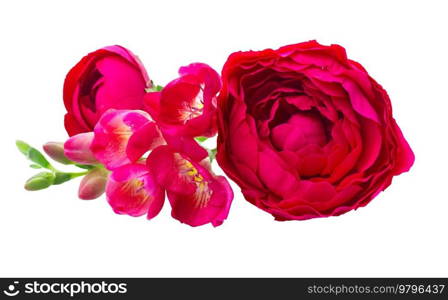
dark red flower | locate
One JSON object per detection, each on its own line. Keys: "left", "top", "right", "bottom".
{"left": 217, "top": 41, "right": 414, "bottom": 220}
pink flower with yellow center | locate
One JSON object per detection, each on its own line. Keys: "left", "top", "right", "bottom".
{"left": 147, "top": 145, "right": 233, "bottom": 227}
{"left": 144, "top": 63, "right": 221, "bottom": 138}
{"left": 143, "top": 63, "right": 220, "bottom": 162}
{"left": 106, "top": 163, "right": 164, "bottom": 218}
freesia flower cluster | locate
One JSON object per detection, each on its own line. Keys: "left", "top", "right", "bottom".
{"left": 18, "top": 41, "right": 414, "bottom": 226}
{"left": 19, "top": 46, "right": 233, "bottom": 227}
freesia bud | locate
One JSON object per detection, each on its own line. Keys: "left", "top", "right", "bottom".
{"left": 78, "top": 168, "right": 108, "bottom": 200}
{"left": 64, "top": 132, "right": 98, "bottom": 165}
{"left": 43, "top": 142, "right": 72, "bottom": 164}
{"left": 24, "top": 172, "right": 55, "bottom": 191}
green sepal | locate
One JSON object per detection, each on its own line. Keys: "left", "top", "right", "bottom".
{"left": 195, "top": 136, "right": 208, "bottom": 143}
{"left": 208, "top": 148, "right": 217, "bottom": 162}
{"left": 16, "top": 140, "right": 53, "bottom": 170}
{"left": 16, "top": 140, "right": 31, "bottom": 156}
{"left": 145, "top": 83, "right": 164, "bottom": 93}
{"left": 153, "top": 85, "right": 163, "bottom": 92}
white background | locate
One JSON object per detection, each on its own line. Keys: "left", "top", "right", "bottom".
{"left": 0, "top": 0, "right": 447, "bottom": 277}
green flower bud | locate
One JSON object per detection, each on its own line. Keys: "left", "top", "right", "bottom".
{"left": 24, "top": 172, "right": 55, "bottom": 191}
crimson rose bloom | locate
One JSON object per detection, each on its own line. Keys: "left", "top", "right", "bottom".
{"left": 217, "top": 41, "right": 414, "bottom": 220}
{"left": 63, "top": 45, "right": 149, "bottom": 136}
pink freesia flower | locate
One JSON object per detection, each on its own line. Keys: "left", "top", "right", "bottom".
{"left": 106, "top": 163, "right": 164, "bottom": 218}
{"left": 64, "top": 45, "right": 150, "bottom": 136}
{"left": 147, "top": 145, "right": 233, "bottom": 227}
{"left": 91, "top": 109, "right": 164, "bottom": 170}
{"left": 144, "top": 63, "right": 220, "bottom": 137}
{"left": 144, "top": 63, "right": 220, "bottom": 160}
{"left": 63, "top": 132, "right": 98, "bottom": 164}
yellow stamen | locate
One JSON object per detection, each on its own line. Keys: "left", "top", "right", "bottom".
{"left": 178, "top": 85, "right": 205, "bottom": 122}
{"left": 121, "top": 178, "right": 150, "bottom": 205}
{"left": 175, "top": 154, "right": 213, "bottom": 208}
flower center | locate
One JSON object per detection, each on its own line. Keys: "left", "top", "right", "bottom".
{"left": 122, "top": 178, "right": 150, "bottom": 204}
{"left": 176, "top": 156, "right": 213, "bottom": 208}
{"left": 271, "top": 111, "right": 328, "bottom": 151}
{"left": 79, "top": 67, "right": 103, "bottom": 113}
{"left": 179, "top": 84, "right": 205, "bottom": 122}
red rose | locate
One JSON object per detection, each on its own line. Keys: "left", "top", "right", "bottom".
{"left": 63, "top": 45, "right": 149, "bottom": 136}
{"left": 217, "top": 41, "right": 414, "bottom": 220}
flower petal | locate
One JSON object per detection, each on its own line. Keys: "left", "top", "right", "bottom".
{"left": 126, "top": 121, "right": 164, "bottom": 162}
{"left": 63, "top": 46, "right": 149, "bottom": 136}
{"left": 106, "top": 163, "right": 164, "bottom": 218}
{"left": 91, "top": 109, "right": 161, "bottom": 169}
{"left": 147, "top": 145, "right": 233, "bottom": 227}
{"left": 156, "top": 63, "right": 221, "bottom": 137}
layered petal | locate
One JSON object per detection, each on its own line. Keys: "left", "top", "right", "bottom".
{"left": 217, "top": 40, "right": 414, "bottom": 220}
{"left": 64, "top": 45, "right": 149, "bottom": 136}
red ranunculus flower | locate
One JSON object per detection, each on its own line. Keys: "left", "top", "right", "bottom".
{"left": 217, "top": 41, "right": 414, "bottom": 220}
{"left": 63, "top": 45, "right": 150, "bottom": 136}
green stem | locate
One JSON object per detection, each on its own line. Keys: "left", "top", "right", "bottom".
{"left": 52, "top": 170, "right": 89, "bottom": 185}
{"left": 69, "top": 171, "right": 89, "bottom": 177}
